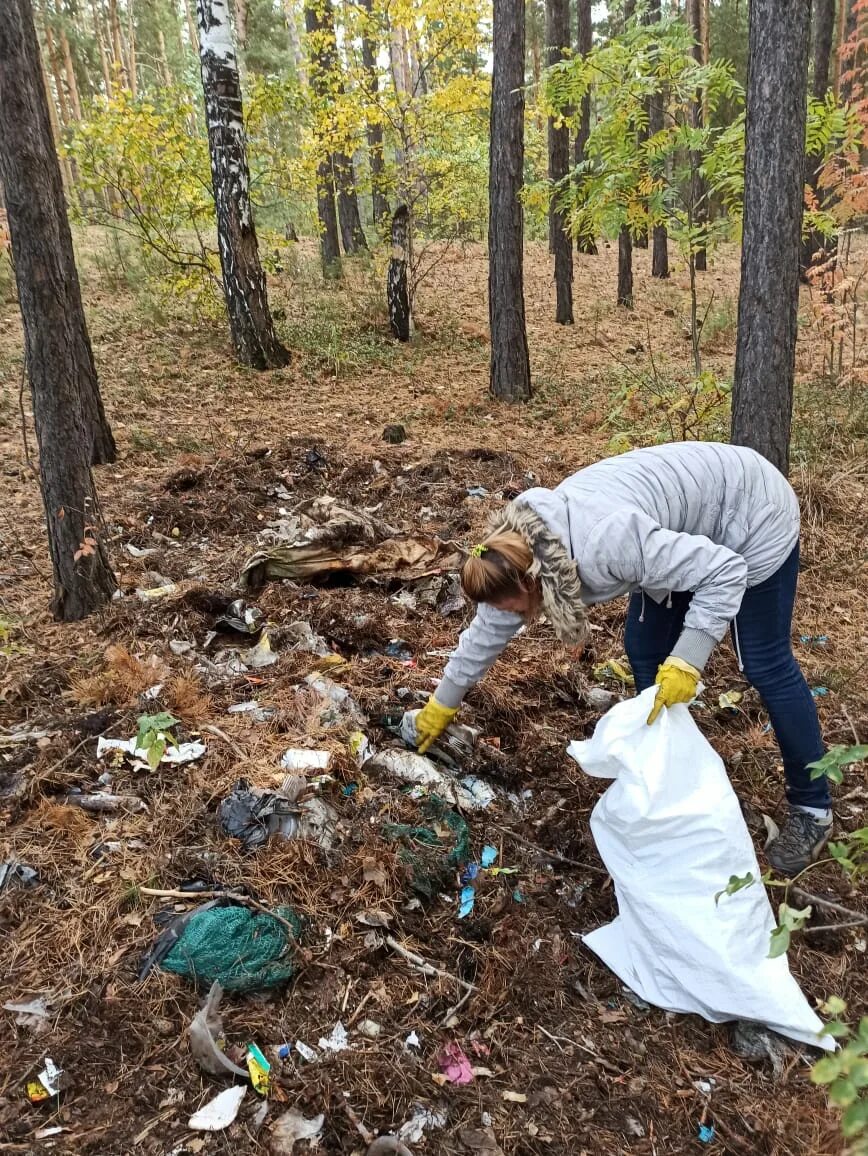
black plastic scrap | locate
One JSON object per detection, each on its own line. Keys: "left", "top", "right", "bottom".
{"left": 217, "top": 779, "right": 300, "bottom": 852}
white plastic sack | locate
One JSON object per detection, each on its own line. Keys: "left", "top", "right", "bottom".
{"left": 567, "top": 688, "right": 832, "bottom": 1050}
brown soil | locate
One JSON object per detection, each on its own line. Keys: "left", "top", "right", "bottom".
{"left": 0, "top": 237, "right": 866, "bottom": 1155}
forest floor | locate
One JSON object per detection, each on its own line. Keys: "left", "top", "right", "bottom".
{"left": 0, "top": 234, "right": 866, "bottom": 1156}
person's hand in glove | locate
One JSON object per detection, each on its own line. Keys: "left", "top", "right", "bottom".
{"left": 415, "top": 695, "right": 458, "bottom": 754}
{"left": 646, "top": 656, "right": 700, "bottom": 724}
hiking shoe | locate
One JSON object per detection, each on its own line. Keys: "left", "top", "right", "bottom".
{"left": 766, "top": 807, "right": 833, "bottom": 876}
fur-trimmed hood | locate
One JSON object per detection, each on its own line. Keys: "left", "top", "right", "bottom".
{"left": 492, "top": 492, "right": 589, "bottom": 648}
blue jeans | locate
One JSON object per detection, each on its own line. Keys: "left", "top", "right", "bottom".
{"left": 624, "top": 546, "right": 830, "bottom": 808}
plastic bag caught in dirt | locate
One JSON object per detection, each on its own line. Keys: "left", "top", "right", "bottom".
{"left": 383, "top": 797, "right": 470, "bottom": 898}
{"left": 188, "top": 981, "right": 248, "bottom": 1079}
{"left": 567, "top": 689, "right": 833, "bottom": 1050}
{"left": 218, "top": 778, "right": 338, "bottom": 851}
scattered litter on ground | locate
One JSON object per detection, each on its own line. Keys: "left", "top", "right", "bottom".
{"left": 383, "top": 799, "right": 470, "bottom": 897}
{"left": 811, "top": 686, "right": 829, "bottom": 698}
{"left": 585, "top": 687, "right": 619, "bottom": 711}
{"left": 457, "top": 776, "right": 496, "bottom": 811}
{"left": 799, "top": 634, "right": 828, "bottom": 646}
{"left": 370, "top": 749, "right": 457, "bottom": 801}
{"left": 0, "top": 860, "right": 38, "bottom": 891}
{"left": 294, "top": 1041, "right": 318, "bottom": 1063}
{"left": 305, "top": 673, "right": 365, "bottom": 727}
{"left": 480, "top": 845, "right": 498, "bottom": 868}
{"left": 698, "top": 1124, "right": 715, "bottom": 1143}
{"left": 349, "top": 730, "right": 374, "bottom": 766}
{"left": 592, "top": 658, "right": 635, "bottom": 686}
{"left": 436, "top": 1042, "right": 474, "bottom": 1085}
{"left": 25, "top": 1057, "right": 63, "bottom": 1103}
{"left": 397, "top": 1105, "right": 447, "bottom": 1143}
{"left": 216, "top": 599, "right": 264, "bottom": 636}
{"left": 151, "top": 900, "right": 303, "bottom": 992}
{"left": 187, "top": 1085, "right": 247, "bottom": 1131}
{"left": 247, "top": 1043, "right": 271, "bottom": 1095}
{"left": 97, "top": 734, "right": 206, "bottom": 767}
{"left": 318, "top": 1021, "right": 349, "bottom": 1053}
{"left": 3, "top": 996, "right": 53, "bottom": 1034}
{"left": 502, "top": 1090, "right": 528, "bottom": 1103}
{"left": 466, "top": 485, "right": 490, "bottom": 498}
{"left": 280, "top": 748, "right": 332, "bottom": 771}
{"left": 458, "top": 885, "right": 476, "bottom": 919}
{"left": 718, "top": 690, "right": 743, "bottom": 711}
{"left": 240, "top": 631, "right": 278, "bottom": 669}
{"left": 384, "top": 639, "right": 414, "bottom": 662}
{"left": 281, "top": 620, "right": 332, "bottom": 656}
{"left": 729, "top": 1021, "right": 791, "bottom": 1076}
{"left": 63, "top": 791, "right": 146, "bottom": 814}
{"left": 405, "top": 1032, "right": 421, "bottom": 1051}
{"left": 227, "top": 699, "right": 275, "bottom": 722}
{"left": 358, "top": 1019, "right": 382, "bottom": 1039}
{"left": 270, "top": 1108, "right": 325, "bottom": 1154}
{"left": 187, "top": 981, "right": 248, "bottom": 1079}
{"left": 459, "top": 1125, "right": 505, "bottom": 1154}
{"left": 218, "top": 777, "right": 338, "bottom": 851}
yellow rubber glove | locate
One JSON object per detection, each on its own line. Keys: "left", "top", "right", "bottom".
{"left": 416, "top": 696, "right": 458, "bottom": 754}
{"left": 646, "top": 656, "right": 701, "bottom": 725}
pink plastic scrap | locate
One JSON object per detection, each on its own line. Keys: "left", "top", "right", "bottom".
{"left": 438, "top": 1041, "right": 474, "bottom": 1085}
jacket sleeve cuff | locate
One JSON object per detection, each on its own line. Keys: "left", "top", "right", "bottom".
{"left": 434, "top": 676, "right": 468, "bottom": 709}
{"left": 670, "top": 628, "right": 717, "bottom": 672}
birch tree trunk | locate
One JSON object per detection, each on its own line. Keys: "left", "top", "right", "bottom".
{"left": 546, "top": 0, "right": 573, "bottom": 323}
{"left": 732, "top": 0, "right": 810, "bottom": 475}
{"left": 0, "top": 0, "right": 117, "bottom": 620}
{"left": 489, "top": 0, "right": 532, "bottom": 401}
{"left": 196, "top": 0, "right": 289, "bottom": 368}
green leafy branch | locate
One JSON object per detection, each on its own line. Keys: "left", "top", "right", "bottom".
{"left": 135, "top": 711, "right": 180, "bottom": 771}
{"left": 812, "top": 999, "right": 868, "bottom": 1151}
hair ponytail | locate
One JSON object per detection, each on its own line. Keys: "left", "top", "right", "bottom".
{"left": 460, "top": 530, "right": 535, "bottom": 604}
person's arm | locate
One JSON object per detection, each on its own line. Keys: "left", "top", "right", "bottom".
{"left": 412, "top": 603, "right": 524, "bottom": 752}
{"left": 583, "top": 510, "right": 749, "bottom": 670}
{"left": 436, "top": 602, "right": 525, "bottom": 705}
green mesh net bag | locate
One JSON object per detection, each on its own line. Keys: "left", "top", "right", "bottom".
{"left": 161, "top": 903, "right": 303, "bottom": 992}
{"left": 382, "top": 796, "right": 470, "bottom": 898}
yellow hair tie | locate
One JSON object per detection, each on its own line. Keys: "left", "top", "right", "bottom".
{"left": 469, "top": 544, "right": 488, "bottom": 558}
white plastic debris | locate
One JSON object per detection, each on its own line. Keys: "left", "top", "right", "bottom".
{"left": 294, "top": 1041, "right": 319, "bottom": 1063}
{"left": 4, "top": 998, "right": 51, "bottom": 1034}
{"left": 240, "top": 632, "right": 278, "bottom": 669}
{"left": 357, "top": 1019, "right": 382, "bottom": 1039}
{"left": 398, "top": 1105, "right": 448, "bottom": 1143}
{"left": 318, "top": 1021, "right": 349, "bottom": 1053}
{"left": 36, "top": 1058, "right": 62, "bottom": 1097}
{"left": 187, "top": 1085, "right": 247, "bottom": 1131}
{"left": 97, "top": 736, "right": 206, "bottom": 766}
{"left": 368, "top": 749, "right": 456, "bottom": 803}
{"left": 280, "top": 749, "right": 332, "bottom": 772}
{"left": 404, "top": 1031, "right": 421, "bottom": 1051}
{"left": 270, "top": 1108, "right": 325, "bottom": 1154}
{"left": 567, "top": 688, "right": 834, "bottom": 1050}
{"left": 457, "top": 776, "right": 496, "bottom": 811}
{"left": 348, "top": 731, "right": 373, "bottom": 766}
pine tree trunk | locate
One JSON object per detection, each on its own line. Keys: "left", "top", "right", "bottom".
{"left": 732, "top": 0, "right": 810, "bottom": 475}
{"left": 546, "top": 0, "right": 573, "bottom": 323}
{"left": 832, "top": 0, "right": 848, "bottom": 94}
{"left": 800, "top": 0, "right": 836, "bottom": 279}
{"left": 108, "top": 0, "right": 128, "bottom": 87}
{"left": 37, "top": 18, "right": 71, "bottom": 194}
{"left": 305, "top": 0, "right": 342, "bottom": 277}
{"left": 360, "top": 0, "right": 389, "bottom": 231}
{"left": 56, "top": 4, "right": 82, "bottom": 119}
{"left": 574, "top": 0, "right": 596, "bottom": 255}
{"left": 334, "top": 149, "right": 368, "bottom": 253}
{"left": 43, "top": 20, "right": 70, "bottom": 124}
{"left": 686, "top": 0, "right": 708, "bottom": 270}
{"left": 158, "top": 28, "right": 173, "bottom": 86}
{"left": 91, "top": 0, "right": 113, "bottom": 95}
{"left": 489, "top": 0, "right": 532, "bottom": 401}
{"left": 0, "top": 0, "right": 117, "bottom": 620}
{"left": 648, "top": 0, "right": 668, "bottom": 276}
{"left": 617, "top": 226, "right": 633, "bottom": 307}
{"left": 197, "top": 0, "right": 289, "bottom": 368}
{"left": 126, "top": 0, "right": 138, "bottom": 98}
{"left": 185, "top": 0, "right": 199, "bottom": 52}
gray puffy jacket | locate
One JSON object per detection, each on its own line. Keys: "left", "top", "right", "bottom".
{"left": 437, "top": 442, "right": 800, "bottom": 707}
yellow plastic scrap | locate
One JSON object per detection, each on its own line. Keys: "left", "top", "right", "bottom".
{"left": 718, "top": 690, "right": 743, "bottom": 711}
{"left": 593, "top": 658, "right": 635, "bottom": 687}
{"left": 246, "top": 1044, "right": 271, "bottom": 1096}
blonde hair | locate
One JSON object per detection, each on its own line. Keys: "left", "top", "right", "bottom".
{"left": 460, "top": 530, "right": 536, "bottom": 604}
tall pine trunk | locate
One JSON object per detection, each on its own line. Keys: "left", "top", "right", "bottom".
{"left": 305, "top": 0, "right": 342, "bottom": 276}
{"left": 648, "top": 0, "right": 669, "bottom": 277}
{"left": 732, "top": 0, "right": 810, "bottom": 475}
{"left": 335, "top": 149, "right": 368, "bottom": 254}
{"left": 546, "top": 0, "right": 573, "bottom": 323}
{"left": 283, "top": 0, "right": 306, "bottom": 83}
{"left": 574, "top": 0, "right": 596, "bottom": 254}
{"left": 489, "top": 0, "right": 532, "bottom": 401}
{"left": 800, "top": 0, "right": 836, "bottom": 279}
{"left": 617, "top": 227, "right": 633, "bottom": 307}
{"left": 686, "top": 0, "right": 708, "bottom": 271}
{"left": 0, "top": 0, "right": 117, "bottom": 620}
{"left": 55, "top": 4, "right": 83, "bottom": 119}
{"left": 197, "top": 0, "right": 289, "bottom": 368}
{"left": 360, "top": 0, "right": 389, "bottom": 232}
{"left": 108, "top": 0, "right": 128, "bottom": 87}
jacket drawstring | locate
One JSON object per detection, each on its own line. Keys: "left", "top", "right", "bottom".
{"left": 732, "top": 617, "right": 745, "bottom": 672}
{"left": 639, "top": 591, "right": 645, "bottom": 623}
{"left": 666, "top": 592, "right": 673, "bottom": 609}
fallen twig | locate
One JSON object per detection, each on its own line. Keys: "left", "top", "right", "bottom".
{"left": 802, "top": 919, "right": 868, "bottom": 934}
{"left": 494, "top": 825, "right": 608, "bottom": 874}
{"left": 790, "top": 886, "right": 868, "bottom": 925}
{"left": 200, "top": 723, "right": 249, "bottom": 762}
{"left": 385, "top": 936, "right": 478, "bottom": 994}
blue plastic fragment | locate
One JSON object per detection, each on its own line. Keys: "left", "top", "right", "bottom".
{"left": 481, "top": 845, "right": 498, "bottom": 868}
{"left": 512, "top": 887, "right": 525, "bottom": 904}
{"left": 278, "top": 1044, "right": 291, "bottom": 1060}
{"left": 800, "top": 634, "right": 828, "bottom": 645}
{"left": 342, "top": 783, "right": 358, "bottom": 796}
{"left": 461, "top": 863, "right": 480, "bottom": 884}
{"left": 811, "top": 686, "right": 829, "bottom": 698}
{"left": 698, "top": 1124, "right": 715, "bottom": 1143}
{"left": 458, "top": 885, "right": 476, "bottom": 919}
